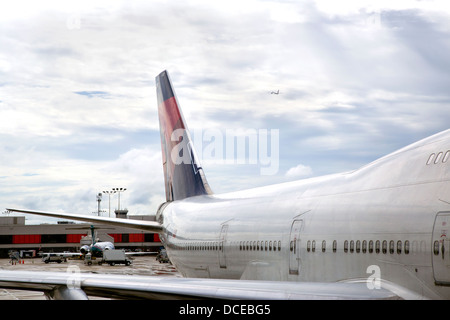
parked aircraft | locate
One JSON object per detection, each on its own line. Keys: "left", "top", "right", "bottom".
{"left": 2, "top": 70, "right": 450, "bottom": 299}
{"left": 70, "top": 225, "right": 115, "bottom": 256}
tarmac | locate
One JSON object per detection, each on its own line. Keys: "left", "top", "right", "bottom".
{"left": 0, "top": 255, "right": 181, "bottom": 300}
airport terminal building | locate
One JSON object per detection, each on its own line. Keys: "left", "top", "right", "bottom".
{"left": 0, "top": 215, "right": 162, "bottom": 258}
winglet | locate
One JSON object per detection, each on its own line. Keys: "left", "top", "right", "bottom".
{"left": 156, "top": 70, "right": 212, "bottom": 201}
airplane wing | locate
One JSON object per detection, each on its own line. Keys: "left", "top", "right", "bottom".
{"left": 5, "top": 208, "right": 163, "bottom": 233}
{"left": 0, "top": 270, "right": 404, "bottom": 300}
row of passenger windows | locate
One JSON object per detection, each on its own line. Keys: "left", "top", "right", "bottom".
{"left": 167, "top": 241, "right": 283, "bottom": 252}
{"left": 305, "top": 240, "right": 412, "bottom": 255}
{"left": 167, "top": 242, "right": 223, "bottom": 251}
{"left": 169, "top": 239, "right": 443, "bottom": 256}
{"left": 239, "top": 240, "right": 282, "bottom": 252}
{"left": 167, "top": 241, "right": 282, "bottom": 252}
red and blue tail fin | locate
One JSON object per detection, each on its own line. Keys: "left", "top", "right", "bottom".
{"left": 156, "top": 70, "right": 212, "bottom": 201}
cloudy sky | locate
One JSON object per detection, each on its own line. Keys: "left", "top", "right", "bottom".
{"left": 1, "top": 1, "right": 450, "bottom": 224}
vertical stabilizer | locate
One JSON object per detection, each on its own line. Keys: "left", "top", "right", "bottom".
{"left": 156, "top": 70, "right": 212, "bottom": 201}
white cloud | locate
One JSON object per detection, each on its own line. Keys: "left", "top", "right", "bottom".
{"left": 285, "top": 164, "right": 313, "bottom": 178}
{"left": 1, "top": 1, "right": 450, "bottom": 223}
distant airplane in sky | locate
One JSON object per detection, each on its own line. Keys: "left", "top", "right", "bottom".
{"left": 270, "top": 89, "right": 280, "bottom": 94}
{"left": 3, "top": 70, "right": 450, "bottom": 300}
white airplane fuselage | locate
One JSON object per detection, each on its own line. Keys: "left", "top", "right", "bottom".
{"left": 158, "top": 130, "right": 450, "bottom": 299}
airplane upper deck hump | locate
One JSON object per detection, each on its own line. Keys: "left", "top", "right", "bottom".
{"left": 156, "top": 70, "right": 212, "bottom": 201}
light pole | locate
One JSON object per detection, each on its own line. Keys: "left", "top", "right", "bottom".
{"left": 102, "top": 190, "right": 117, "bottom": 218}
{"left": 112, "top": 187, "right": 127, "bottom": 211}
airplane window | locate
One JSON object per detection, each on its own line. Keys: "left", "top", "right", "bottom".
{"left": 404, "top": 240, "right": 410, "bottom": 254}
{"left": 333, "top": 240, "right": 337, "bottom": 253}
{"left": 375, "top": 240, "right": 380, "bottom": 254}
{"left": 427, "top": 153, "right": 435, "bottom": 165}
{"left": 435, "top": 152, "right": 444, "bottom": 164}
{"left": 257, "top": 241, "right": 260, "bottom": 251}
{"left": 443, "top": 151, "right": 450, "bottom": 163}
{"left": 278, "top": 241, "right": 281, "bottom": 251}
{"left": 362, "top": 240, "right": 367, "bottom": 253}
{"left": 434, "top": 241, "right": 440, "bottom": 255}
{"left": 397, "top": 240, "right": 402, "bottom": 254}
{"left": 368, "top": 240, "right": 373, "bottom": 253}
{"left": 389, "top": 240, "right": 395, "bottom": 254}
{"left": 356, "top": 240, "right": 361, "bottom": 253}
{"left": 312, "top": 240, "right": 316, "bottom": 253}
{"left": 307, "top": 240, "right": 311, "bottom": 252}
{"left": 350, "top": 240, "right": 354, "bottom": 253}
{"left": 322, "top": 240, "right": 326, "bottom": 253}
{"left": 344, "top": 240, "right": 348, "bottom": 253}
{"left": 382, "top": 240, "right": 387, "bottom": 254}
{"left": 265, "top": 241, "right": 268, "bottom": 251}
